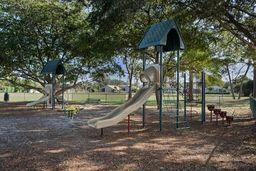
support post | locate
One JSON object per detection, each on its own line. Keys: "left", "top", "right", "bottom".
{"left": 142, "top": 53, "right": 146, "bottom": 127}
{"left": 210, "top": 111, "right": 212, "bottom": 122}
{"left": 201, "top": 71, "right": 206, "bottom": 124}
{"left": 253, "top": 65, "right": 256, "bottom": 98}
{"left": 184, "top": 73, "right": 187, "bottom": 126}
{"left": 216, "top": 114, "right": 218, "bottom": 125}
{"left": 158, "top": 46, "right": 163, "bottom": 131}
{"left": 52, "top": 73, "right": 56, "bottom": 110}
{"left": 100, "top": 128, "right": 103, "bottom": 136}
{"left": 128, "top": 115, "right": 130, "bottom": 134}
{"left": 176, "top": 50, "right": 180, "bottom": 129}
{"left": 62, "top": 74, "right": 65, "bottom": 109}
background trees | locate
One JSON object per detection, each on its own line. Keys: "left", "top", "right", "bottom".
{"left": 88, "top": 0, "right": 255, "bottom": 96}
{"left": 0, "top": 0, "right": 121, "bottom": 94}
{"left": 0, "top": 0, "right": 255, "bottom": 98}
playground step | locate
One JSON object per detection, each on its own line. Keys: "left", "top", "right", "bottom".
{"left": 170, "top": 119, "right": 190, "bottom": 129}
{"left": 170, "top": 120, "right": 189, "bottom": 125}
{"left": 175, "top": 121, "right": 188, "bottom": 124}
{"left": 169, "top": 115, "right": 189, "bottom": 118}
{"left": 176, "top": 126, "right": 190, "bottom": 130}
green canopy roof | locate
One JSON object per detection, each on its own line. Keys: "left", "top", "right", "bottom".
{"left": 138, "top": 19, "right": 185, "bottom": 52}
{"left": 41, "top": 60, "right": 65, "bottom": 75}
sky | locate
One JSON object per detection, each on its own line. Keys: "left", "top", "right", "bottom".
{"left": 108, "top": 57, "right": 254, "bottom": 87}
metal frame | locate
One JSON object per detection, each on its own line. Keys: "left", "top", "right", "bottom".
{"left": 142, "top": 53, "right": 146, "bottom": 127}
{"left": 184, "top": 72, "right": 187, "bottom": 127}
{"left": 138, "top": 19, "right": 185, "bottom": 131}
{"left": 158, "top": 46, "right": 164, "bottom": 131}
{"left": 41, "top": 60, "right": 65, "bottom": 110}
{"left": 52, "top": 73, "right": 56, "bottom": 110}
{"left": 176, "top": 50, "right": 180, "bottom": 128}
{"left": 201, "top": 71, "right": 206, "bottom": 123}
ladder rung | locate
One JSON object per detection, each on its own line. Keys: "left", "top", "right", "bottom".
{"left": 176, "top": 126, "right": 190, "bottom": 130}
{"left": 169, "top": 115, "right": 188, "bottom": 118}
{"left": 175, "top": 121, "right": 188, "bottom": 124}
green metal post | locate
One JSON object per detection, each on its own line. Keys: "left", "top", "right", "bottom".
{"left": 176, "top": 50, "right": 180, "bottom": 129}
{"left": 62, "top": 74, "right": 65, "bottom": 109}
{"left": 201, "top": 71, "right": 206, "bottom": 123}
{"left": 159, "top": 46, "right": 163, "bottom": 131}
{"left": 184, "top": 72, "right": 187, "bottom": 126}
{"left": 142, "top": 53, "right": 146, "bottom": 127}
{"left": 52, "top": 73, "right": 56, "bottom": 110}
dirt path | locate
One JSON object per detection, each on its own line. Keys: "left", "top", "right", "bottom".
{"left": 0, "top": 102, "right": 255, "bottom": 170}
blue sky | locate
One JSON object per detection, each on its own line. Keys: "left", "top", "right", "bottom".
{"left": 110, "top": 56, "right": 254, "bottom": 85}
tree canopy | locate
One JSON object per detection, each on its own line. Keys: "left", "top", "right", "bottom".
{"left": 0, "top": 0, "right": 122, "bottom": 93}
{"left": 0, "top": 0, "right": 255, "bottom": 95}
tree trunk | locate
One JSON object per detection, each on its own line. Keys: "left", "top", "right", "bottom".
{"left": 188, "top": 71, "right": 194, "bottom": 102}
{"left": 226, "top": 65, "right": 236, "bottom": 99}
{"left": 253, "top": 65, "right": 256, "bottom": 98}
{"left": 128, "top": 70, "right": 133, "bottom": 100}
{"left": 123, "top": 55, "right": 134, "bottom": 100}
{"left": 238, "top": 63, "right": 250, "bottom": 99}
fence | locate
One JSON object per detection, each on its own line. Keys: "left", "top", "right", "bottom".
{"left": 65, "top": 92, "right": 129, "bottom": 104}
{"left": 0, "top": 92, "right": 159, "bottom": 105}
{"left": 0, "top": 93, "right": 42, "bottom": 102}
{"left": 0, "top": 92, "right": 249, "bottom": 107}
{"left": 0, "top": 92, "right": 131, "bottom": 104}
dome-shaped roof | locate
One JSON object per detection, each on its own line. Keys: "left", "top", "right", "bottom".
{"left": 138, "top": 19, "right": 185, "bottom": 52}
{"left": 41, "top": 60, "right": 65, "bottom": 75}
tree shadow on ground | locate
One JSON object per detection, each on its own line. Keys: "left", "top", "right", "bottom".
{"left": 0, "top": 103, "right": 255, "bottom": 170}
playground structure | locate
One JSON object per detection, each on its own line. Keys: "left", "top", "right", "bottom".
{"left": 88, "top": 19, "right": 207, "bottom": 133}
{"left": 138, "top": 19, "right": 206, "bottom": 131}
{"left": 26, "top": 60, "right": 66, "bottom": 110}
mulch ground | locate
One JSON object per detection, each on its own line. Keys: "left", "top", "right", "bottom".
{"left": 0, "top": 102, "right": 255, "bottom": 170}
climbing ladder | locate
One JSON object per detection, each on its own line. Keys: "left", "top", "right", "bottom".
{"left": 163, "top": 73, "right": 190, "bottom": 130}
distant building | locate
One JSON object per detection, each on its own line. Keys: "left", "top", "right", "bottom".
{"left": 206, "top": 86, "right": 228, "bottom": 94}
{"left": 28, "top": 89, "right": 40, "bottom": 93}
{"left": 101, "top": 85, "right": 120, "bottom": 93}
{"left": 119, "top": 85, "right": 130, "bottom": 92}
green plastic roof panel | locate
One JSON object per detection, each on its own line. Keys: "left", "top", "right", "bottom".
{"left": 138, "top": 19, "right": 185, "bottom": 52}
{"left": 41, "top": 60, "right": 65, "bottom": 75}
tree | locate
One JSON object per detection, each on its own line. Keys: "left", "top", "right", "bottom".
{"left": 122, "top": 52, "right": 142, "bottom": 99}
{"left": 0, "top": 0, "right": 121, "bottom": 94}
{"left": 242, "top": 47, "right": 256, "bottom": 97}
{"left": 243, "top": 79, "right": 253, "bottom": 96}
{"left": 174, "top": 0, "right": 256, "bottom": 50}
{"left": 88, "top": 0, "right": 216, "bottom": 100}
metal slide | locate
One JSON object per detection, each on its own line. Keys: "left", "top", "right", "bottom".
{"left": 87, "top": 64, "right": 160, "bottom": 129}
{"left": 26, "top": 84, "right": 52, "bottom": 107}
{"left": 26, "top": 96, "right": 50, "bottom": 107}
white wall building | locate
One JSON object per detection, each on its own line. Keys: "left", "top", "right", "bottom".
{"left": 101, "top": 85, "right": 120, "bottom": 93}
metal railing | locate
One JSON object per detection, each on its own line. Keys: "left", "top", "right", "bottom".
{"left": 0, "top": 92, "right": 249, "bottom": 107}
{"left": 0, "top": 92, "right": 129, "bottom": 104}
